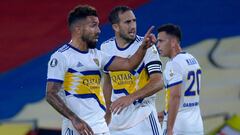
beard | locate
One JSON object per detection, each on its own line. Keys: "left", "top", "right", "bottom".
{"left": 119, "top": 31, "right": 135, "bottom": 43}
{"left": 87, "top": 41, "right": 97, "bottom": 49}
{"left": 82, "top": 35, "right": 97, "bottom": 49}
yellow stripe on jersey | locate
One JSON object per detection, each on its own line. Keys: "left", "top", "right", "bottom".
{"left": 63, "top": 72, "right": 105, "bottom": 109}
{"left": 63, "top": 72, "right": 74, "bottom": 91}
{"left": 109, "top": 69, "right": 149, "bottom": 94}
{"left": 165, "top": 88, "right": 170, "bottom": 111}
{"left": 137, "top": 69, "right": 149, "bottom": 89}
{"left": 110, "top": 71, "right": 136, "bottom": 94}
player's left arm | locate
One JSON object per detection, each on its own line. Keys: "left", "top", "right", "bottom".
{"left": 111, "top": 72, "right": 163, "bottom": 114}
{"left": 167, "top": 83, "right": 181, "bottom": 135}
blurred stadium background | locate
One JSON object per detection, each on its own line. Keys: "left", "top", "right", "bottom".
{"left": 0, "top": 0, "right": 240, "bottom": 134}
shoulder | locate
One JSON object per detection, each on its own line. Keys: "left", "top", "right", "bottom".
{"left": 174, "top": 52, "right": 199, "bottom": 64}
{"left": 56, "top": 44, "right": 71, "bottom": 53}
{"left": 172, "top": 52, "right": 193, "bottom": 70}
{"left": 90, "top": 48, "right": 108, "bottom": 56}
{"left": 100, "top": 37, "right": 115, "bottom": 50}
{"left": 173, "top": 52, "right": 188, "bottom": 62}
{"left": 50, "top": 44, "right": 70, "bottom": 59}
{"left": 128, "top": 35, "right": 144, "bottom": 48}
{"left": 144, "top": 45, "right": 160, "bottom": 61}
{"left": 102, "top": 37, "right": 115, "bottom": 44}
{"left": 136, "top": 35, "right": 144, "bottom": 42}
{"left": 133, "top": 35, "right": 144, "bottom": 46}
{"left": 146, "top": 45, "right": 158, "bottom": 53}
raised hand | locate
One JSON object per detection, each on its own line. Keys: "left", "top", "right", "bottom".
{"left": 141, "top": 26, "right": 156, "bottom": 49}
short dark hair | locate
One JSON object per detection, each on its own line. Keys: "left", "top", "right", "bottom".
{"left": 108, "top": 6, "right": 132, "bottom": 24}
{"left": 68, "top": 5, "right": 98, "bottom": 28}
{"left": 157, "top": 24, "right": 182, "bottom": 42}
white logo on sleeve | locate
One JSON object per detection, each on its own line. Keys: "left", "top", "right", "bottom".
{"left": 50, "top": 58, "right": 58, "bottom": 67}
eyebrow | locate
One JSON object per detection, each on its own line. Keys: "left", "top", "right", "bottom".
{"left": 124, "top": 18, "right": 136, "bottom": 23}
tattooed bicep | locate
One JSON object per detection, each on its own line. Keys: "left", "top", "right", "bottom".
{"left": 46, "top": 82, "right": 62, "bottom": 93}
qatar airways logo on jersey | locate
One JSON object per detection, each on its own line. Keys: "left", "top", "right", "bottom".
{"left": 82, "top": 78, "right": 100, "bottom": 87}
{"left": 110, "top": 73, "right": 134, "bottom": 85}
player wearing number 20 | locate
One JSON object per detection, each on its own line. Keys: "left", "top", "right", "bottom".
{"left": 156, "top": 24, "right": 204, "bottom": 135}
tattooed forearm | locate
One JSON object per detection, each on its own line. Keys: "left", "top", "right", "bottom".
{"left": 46, "top": 82, "right": 77, "bottom": 120}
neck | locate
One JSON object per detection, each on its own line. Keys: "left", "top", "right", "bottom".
{"left": 115, "top": 34, "right": 131, "bottom": 48}
{"left": 170, "top": 44, "right": 182, "bottom": 59}
{"left": 69, "top": 37, "right": 88, "bottom": 51}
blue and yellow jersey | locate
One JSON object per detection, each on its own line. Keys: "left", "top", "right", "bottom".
{"left": 47, "top": 44, "right": 114, "bottom": 133}
{"left": 100, "top": 36, "right": 162, "bottom": 129}
{"left": 108, "top": 63, "right": 149, "bottom": 104}
{"left": 163, "top": 52, "right": 203, "bottom": 133}
{"left": 101, "top": 36, "right": 162, "bottom": 102}
{"left": 163, "top": 52, "right": 201, "bottom": 112}
{"left": 63, "top": 69, "right": 105, "bottom": 110}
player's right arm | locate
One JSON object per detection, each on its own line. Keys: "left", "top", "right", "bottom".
{"left": 46, "top": 81, "right": 76, "bottom": 119}
{"left": 46, "top": 52, "right": 93, "bottom": 135}
{"left": 46, "top": 82, "right": 93, "bottom": 135}
{"left": 106, "top": 26, "right": 156, "bottom": 71}
{"left": 166, "top": 61, "right": 183, "bottom": 135}
{"left": 167, "top": 84, "right": 181, "bottom": 135}
{"left": 103, "top": 73, "right": 112, "bottom": 125}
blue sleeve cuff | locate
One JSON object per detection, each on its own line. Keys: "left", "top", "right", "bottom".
{"left": 166, "top": 80, "right": 182, "bottom": 88}
{"left": 47, "top": 79, "right": 63, "bottom": 83}
{"left": 104, "top": 56, "right": 116, "bottom": 72}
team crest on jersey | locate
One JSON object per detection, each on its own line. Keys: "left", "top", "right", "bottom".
{"left": 151, "top": 46, "right": 158, "bottom": 54}
{"left": 169, "top": 69, "right": 174, "bottom": 77}
{"left": 93, "top": 58, "right": 99, "bottom": 66}
{"left": 50, "top": 58, "right": 58, "bottom": 67}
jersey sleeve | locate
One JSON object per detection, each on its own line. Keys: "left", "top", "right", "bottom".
{"left": 144, "top": 45, "right": 162, "bottom": 75}
{"left": 100, "top": 42, "right": 106, "bottom": 52}
{"left": 167, "top": 61, "right": 183, "bottom": 88}
{"left": 99, "top": 44, "right": 110, "bottom": 73}
{"left": 47, "top": 52, "right": 67, "bottom": 83}
{"left": 98, "top": 50, "right": 116, "bottom": 72}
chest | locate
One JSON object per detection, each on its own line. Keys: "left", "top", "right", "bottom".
{"left": 66, "top": 53, "right": 101, "bottom": 72}
{"left": 105, "top": 43, "right": 139, "bottom": 58}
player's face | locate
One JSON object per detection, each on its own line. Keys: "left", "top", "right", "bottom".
{"left": 157, "top": 32, "right": 172, "bottom": 57}
{"left": 81, "top": 16, "right": 101, "bottom": 49}
{"left": 117, "top": 10, "right": 136, "bottom": 42}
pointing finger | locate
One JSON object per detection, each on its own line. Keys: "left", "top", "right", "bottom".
{"left": 145, "top": 26, "right": 155, "bottom": 36}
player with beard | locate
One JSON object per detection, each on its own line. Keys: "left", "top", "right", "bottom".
{"left": 46, "top": 5, "right": 156, "bottom": 135}
{"left": 100, "top": 6, "right": 163, "bottom": 135}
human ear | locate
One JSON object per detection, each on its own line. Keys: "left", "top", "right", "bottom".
{"left": 112, "top": 24, "right": 119, "bottom": 32}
